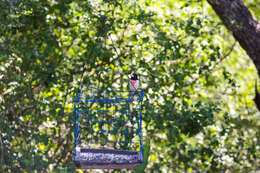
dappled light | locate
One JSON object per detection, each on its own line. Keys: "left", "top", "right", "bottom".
{"left": 0, "top": 0, "right": 259, "bottom": 172}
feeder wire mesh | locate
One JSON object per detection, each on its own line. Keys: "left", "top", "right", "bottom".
{"left": 73, "top": 83, "right": 144, "bottom": 169}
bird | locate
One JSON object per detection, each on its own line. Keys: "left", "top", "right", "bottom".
{"left": 129, "top": 73, "right": 139, "bottom": 100}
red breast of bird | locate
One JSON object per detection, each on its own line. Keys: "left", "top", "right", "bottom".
{"left": 130, "top": 80, "right": 139, "bottom": 91}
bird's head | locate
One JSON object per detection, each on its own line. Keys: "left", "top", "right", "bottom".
{"left": 131, "top": 73, "right": 138, "bottom": 80}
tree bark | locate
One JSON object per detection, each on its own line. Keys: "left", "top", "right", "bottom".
{"left": 207, "top": 0, "right": 260, "bottom": 109}
{"left": 207, "top": 0, "right": 260, "bottom": 74}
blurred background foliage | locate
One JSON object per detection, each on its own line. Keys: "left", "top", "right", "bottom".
{"left": 0, "top": 0, "right": 259, "bottom": 172}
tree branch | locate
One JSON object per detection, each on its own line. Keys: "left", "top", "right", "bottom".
{"left": 207, "top": 0, "right": 260, "bottom": 75}
{"left": 207, "top": 0, "right": 260, "bottom": 111}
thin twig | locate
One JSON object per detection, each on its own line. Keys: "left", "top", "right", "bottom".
{"left": 214, "top": 41, "right": 236, "bottom": 68}
{"left": 0, "top": 133, "right": 3, "bottom": 172}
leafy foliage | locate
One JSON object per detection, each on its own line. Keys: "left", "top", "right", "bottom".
{"left": 0, "top": 0, "right": 259, "bottom": 172}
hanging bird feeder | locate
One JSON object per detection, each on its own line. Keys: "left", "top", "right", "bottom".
{"left": 73, "top": 83, "right": 144, "bottom": 169}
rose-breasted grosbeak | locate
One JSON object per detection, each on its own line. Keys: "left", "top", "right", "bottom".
{"left": 129, "top": 73, "right": 139, "bottom": 100}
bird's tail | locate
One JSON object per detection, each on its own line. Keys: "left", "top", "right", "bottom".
{"left": 129, "top": 91, "right": 134, "bottom": 100}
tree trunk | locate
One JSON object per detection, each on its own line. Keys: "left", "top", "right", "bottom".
{"left": 207, "top": 0, "right": 260, "bottom": 74}
{"left": 207, "top": 0, "right": 260, "bottom": 110}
